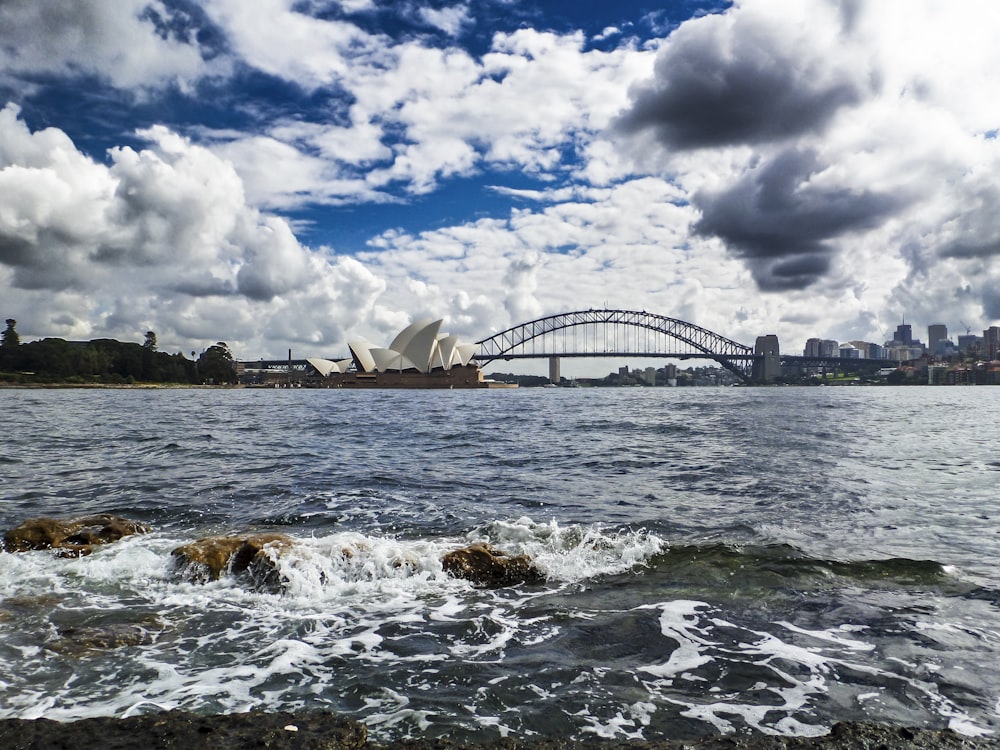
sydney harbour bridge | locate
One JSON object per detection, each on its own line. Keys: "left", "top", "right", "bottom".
{"left": 472, "top": 309, "right": 886, "bottom": 384}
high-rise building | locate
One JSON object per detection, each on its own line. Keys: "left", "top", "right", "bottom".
{"left": 820, "top": 339, "right": 839, "bottom": 357}
{"left": 985, "top": 327, "right": 1000, "bottom": 359}
{"left": 849, "top": 340, "right": 871, "bottom": 358}
{"left": 928, "top": 324, "right": 947, "bottom": 351}
{"left": 804, "top": 338, "right": 822, "bottom": 357}
{"left": 958, "top": 334, "right": 980, "bottom": 354}
{"left": 894, "top": 323, "right": 913, "bottom": 345}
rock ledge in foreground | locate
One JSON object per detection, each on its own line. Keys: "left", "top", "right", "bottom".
{"left": 0, "top": 713, "right": 996, "bottom": 750}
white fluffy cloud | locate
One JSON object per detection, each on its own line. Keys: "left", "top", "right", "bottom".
{"left": 199, "top": 21, "right": 655, "bottom": 205}
{"left": 0, "top": 0, "right": 213, "bottom": 90}
{"left": 0, "top": 104, "right": 388, "bottom": 356}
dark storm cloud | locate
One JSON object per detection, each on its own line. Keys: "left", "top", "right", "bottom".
{"left": 615, "top": 11, "right": 868, "bottom": 149}
{"left": 938, "top": 185, "right": 1000, "bottom": 261}
{"left": 693, "top": 149, "right": 904, "bottom": 290}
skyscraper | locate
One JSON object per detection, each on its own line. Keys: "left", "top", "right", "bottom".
{"left": 985, "top": 327, "right": 1000, "bottom": 359}
{"left": 928, "top": 324, "right": 947, "bottom": 351}
{"left": 894, "top": 323, "right": 913, "bottom": 345}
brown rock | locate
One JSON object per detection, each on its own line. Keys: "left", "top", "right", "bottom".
{"left": 46, "top": 621, "right": 161, "bottom": 656}
{"left": 171, "top": 533, "right": 292, "bottom": 587}
{"left": 441, "top": 543, "right": 545, "bottom": 587}
{"left": 3, "top": 515, "right": 150, "bottom": 554}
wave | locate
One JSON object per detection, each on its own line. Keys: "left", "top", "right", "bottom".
{"left": 0, "top": 521, "right": 995, "bottom": 739}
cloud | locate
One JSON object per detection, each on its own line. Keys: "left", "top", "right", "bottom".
{"left": 0, "top": 0, "right": 214, "bottom": 90}
{"left": 0, "top": 103, "right": 394, "bottom": 355}
{"left": 615, "top": 0, "right": 872, "bottom": 149}
{"left": 203, "top": 0, "right": 387, "bottom": 91}
{"left": 692, "top": 148, "right": 905, "bottom": 290}
{"left": 418, "top": 4, "right": 471, "bottom": 36}
{"left": 199, "top": 24, "right": 655, "bottom": 206}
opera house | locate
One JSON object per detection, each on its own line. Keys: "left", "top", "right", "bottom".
{"left": 306, "top": 319, "right": 501, "bottom": 388}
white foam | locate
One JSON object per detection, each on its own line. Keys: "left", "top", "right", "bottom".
{"left": 472, "top": 518, "right": 666, "bottom": 582}
{"left": 637, "top": 601, "right": 715, "bottom": 678}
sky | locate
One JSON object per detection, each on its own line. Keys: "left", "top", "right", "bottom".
{"left": 2, "top": 0, "right": 999, "bottom": 373}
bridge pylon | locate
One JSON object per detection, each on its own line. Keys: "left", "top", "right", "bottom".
{"left": 549, "top": 356, "right": 560, "bottom": 385}
{"left": 752, "top": 335, "right": 781, "bottom": 383}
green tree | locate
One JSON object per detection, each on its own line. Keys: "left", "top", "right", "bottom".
{"left": 1, "top": 319, "right": 19, "bottom": 350}
{"left": 197, "top": 342, "right": 236, "bottom": 384}
{"left": 141, "top": 332, "right": 159, "bottom": 381}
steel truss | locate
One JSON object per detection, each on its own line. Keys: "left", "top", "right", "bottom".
{"left": 474, "top": 309, "right": 755, "bottom": 382}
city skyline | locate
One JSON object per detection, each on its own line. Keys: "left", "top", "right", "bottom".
{"left": 2, "top": 0, "right": 1000, "bottom": 369}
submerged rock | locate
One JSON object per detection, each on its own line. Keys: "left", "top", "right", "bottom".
{"left": 441, "top": 543, "right": 545, "bottom": 587}
{"left": 171, "top": 533, "right": 292, "bottom": 588}
{"left": 46, "top": 621, "right": 161, "bottom": 656}
{"left": 2, "top": 514, "right": 150, "bottom": 555}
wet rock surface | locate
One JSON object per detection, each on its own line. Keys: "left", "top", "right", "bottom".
{"left": 441, "top": 543, "right": 545, "bottom": 587}
{"left": 2, "top": 515, "right": 150, "bottom": 555}
{"left": 45, "top": 621, "right": 162, "bottom": 656}
{"left": 0, "top": 713, "right": 995, "bottom": 750}
{"left": 170, "top": 532, "right": 292, "bottom": 586}
{"left": 0, "top": 710, "right": 366, "bottom": 750}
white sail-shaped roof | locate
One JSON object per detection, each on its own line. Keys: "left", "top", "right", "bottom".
{"left": 306, "top": 357, "right": 338, "bottom": 377}
{"left": 402, "top": 319, "right": 443, "bottom": 373}
{"left": 370, "top": 348, "right": 417, "bottom": 372}
{"left": 307, "top": 357, "right": 354, "bottom": 376}
{"left": 389, "top": 318, "right": 434, "bottom": 356}
{"left": 348, "top": 341, "right": 377, "bottom": 373}
{"left": 320, "top": 321, "right": 479, "bottom": 378}
{"left": 455, "top": 343, "right": 478, "bottom": 366}
{"left": 436, "top": 334, "right": 459, "bottom": 371}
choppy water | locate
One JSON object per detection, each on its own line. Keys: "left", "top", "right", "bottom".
{"left": 0, "top": 386, "right": 998, "bottom": 742}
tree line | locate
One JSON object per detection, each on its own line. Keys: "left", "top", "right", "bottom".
{"left": 0, "top": 319, "right": 237, "bottom": 385}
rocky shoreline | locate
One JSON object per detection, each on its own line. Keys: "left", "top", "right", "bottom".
{"left": 0, "top": 710, "right": 996, "bottom": 750}
{"left": 4, "top": 517, "right": 998, "bottom": 749}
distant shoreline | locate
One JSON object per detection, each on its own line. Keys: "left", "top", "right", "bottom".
{"left": 0, "top": 382, "right": 238, "bottom": 389}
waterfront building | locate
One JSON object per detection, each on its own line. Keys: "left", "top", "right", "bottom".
{"left": 985, "top": 326, "right": 1000, "bottom": 359}
{"left": 958, "top": 334, "right": 981, "bottom": 354}
{"left": 928, "top": 324, "right": 948, "bottom": 351}
{"left": 839, "top": 343, "right": 860, "bottom": 359}
{"left": 803, "top": 338, "right": 822, "bottom": 357}
{"left": 927, "top": 365, "right": 949, "bottom": 385}
{"left": 305, "top": 319, "right": 497, "bottom": 388}
{"left": 820, "top": 339, "right": 839, "bottom": 357}
{"left": 933, "top": 339, "right": 957, "bottom": 358}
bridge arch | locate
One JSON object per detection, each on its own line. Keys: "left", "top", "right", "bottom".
{"left": 474, "top": 309, "right": 755, "bottom": 382}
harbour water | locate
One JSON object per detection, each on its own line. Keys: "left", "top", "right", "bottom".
{"left": 0, "top": 386, "right": 998, "bottom": 743}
